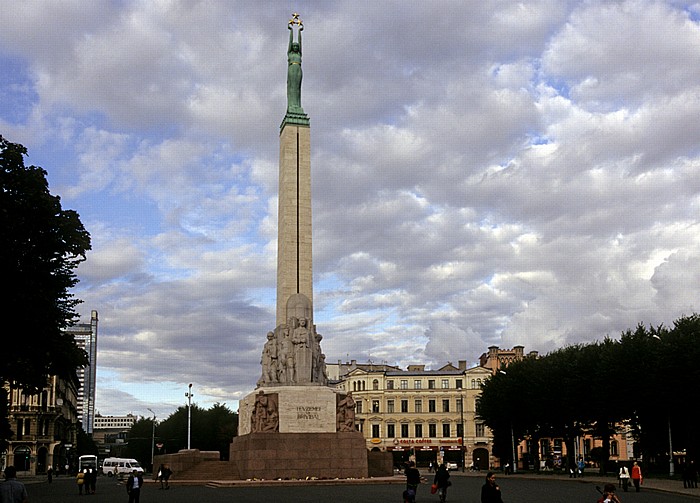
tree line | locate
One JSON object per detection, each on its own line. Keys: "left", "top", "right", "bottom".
{"left": 125, "top": 403, "right": 238, "bottom": 470}
{"left": 476, "top": 314, "right": 700, "bottom": 475}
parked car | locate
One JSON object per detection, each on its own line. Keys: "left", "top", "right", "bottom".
{"left": 446, "top": 462, "right": 458, "bottom": 470}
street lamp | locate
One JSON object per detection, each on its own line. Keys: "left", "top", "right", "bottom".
{"left": 652, "top": 334, "right": 674, "bottom": 477}
{"left": 498, "top": 370, "right": 517, "bottom": 473}
{"left": 147, "top": 408, "right": 156, "bottom": 472}
{"left": 185, "top": 383, "right": 194, "bottom": 450}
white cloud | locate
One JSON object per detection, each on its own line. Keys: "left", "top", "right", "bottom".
{"left": 1, "top": 0, "right": 699, "bottom": 417}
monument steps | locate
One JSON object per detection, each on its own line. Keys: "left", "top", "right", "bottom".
{"left": 174, "top": 459, "right": 239, "bottom": 481}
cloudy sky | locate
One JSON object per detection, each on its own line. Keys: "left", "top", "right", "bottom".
{"left": 2, "top": 1, "right": 699, "bottom": 420}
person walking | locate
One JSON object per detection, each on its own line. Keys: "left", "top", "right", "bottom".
{"left": 76, "top": 470, "right": 85, "bottom": 495}
{"left": 619, "top": 464, "right": 631, "bottom": 492}
{"left": 0, "top": 466, "right": 29, "bottom": 503}
{"left": 481, "top": 471, "right": 504, "bottom": 503}
{"left": 404, "top": 461, "right": 421, "bottom": 503}
{"left": 46, "top": 466, "right": 53, "bottom": 484}
{"left": 126, "top": 469, "right": 144, "bottom": 503}
{"left": 433, "top": 463, "right": 451, "bottom": 503}
{"left": 597, "top": 483, "right": 622, "bottom": 503}
{"left": 631, "top": 461, "right": 642, "bottom": 492}
{"left": 158, "top": 464, "right": 172, "bottom": 490}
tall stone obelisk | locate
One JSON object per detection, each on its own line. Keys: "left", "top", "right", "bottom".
{"left": 276, "top": 23, "right": 312, "bottom": 326}
{"left": 229, "top": 15, "right": 370, "bottom": 480}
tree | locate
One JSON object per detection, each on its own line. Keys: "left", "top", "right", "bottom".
{"left": 0, "top": 135, "right": 91, "bottom": 447}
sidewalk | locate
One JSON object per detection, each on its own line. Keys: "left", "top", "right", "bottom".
{"left": 450, "top": 470, "right": 700, "bottom": 499}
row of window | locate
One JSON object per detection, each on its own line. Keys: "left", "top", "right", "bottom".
{"left": 352, "top": 378, "right": 484, "bottom": 392}
{"left": 365, "top": 422, "right": 487, "bottom": 439}
{"left": 358, "top": 398, "right": 468, "bottom": 414}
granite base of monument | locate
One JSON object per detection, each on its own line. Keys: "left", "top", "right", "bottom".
{"left": 230, "top": 431, "right": 368, "bottom": 480}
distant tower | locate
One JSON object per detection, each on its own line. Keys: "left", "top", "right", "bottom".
{"left": 65, "top": 310, "right": 98, "bottom": 435}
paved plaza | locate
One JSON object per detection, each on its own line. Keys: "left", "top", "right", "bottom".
{"left": 20, "top": 471, "right": 700, "bottom": 503}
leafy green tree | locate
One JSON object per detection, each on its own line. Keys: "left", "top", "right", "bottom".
{"left": 126, "top": 417, "right": 156, "bottom": 471}
{"left": 1, "top": 135, "right": 91, "bottom": 447}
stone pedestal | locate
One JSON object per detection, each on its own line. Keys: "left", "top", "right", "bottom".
{"left": 238, "top": 385, "right": 338, "bottom": 435}
{"left": 233, "top": 385, "right": 367, "bottom": 479}
{"left": 230, "top": 431, "right": 368, "bottom": 480}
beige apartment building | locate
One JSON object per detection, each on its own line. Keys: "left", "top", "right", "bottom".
{"left": 334, "top": 361, "right": 494, "bottom": 470}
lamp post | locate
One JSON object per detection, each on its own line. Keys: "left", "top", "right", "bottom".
{"left": 185, "top": 383, "right": 193, "bottom": 450}
{"left": 652, "top": 334, "right": 674, "bottom": 477}
{"left": 147, "top": 408, "right": 156, "bottom": 473}
{"left": 498, "top": 370, "right": 517, "bottom": 473}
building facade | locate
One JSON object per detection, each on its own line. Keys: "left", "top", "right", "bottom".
{"left": 2, "top": 375, "right": 80, "bottom": 475}
{"left": 64, "top": 310, "right": 98, "bottom": 435}
{"left": 335, "top": 361, "right": 494, "bottom": 470}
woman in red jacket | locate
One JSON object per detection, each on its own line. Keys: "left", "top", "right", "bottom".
{"left": 631, "top": 461, "right": 643, "bottom": 492}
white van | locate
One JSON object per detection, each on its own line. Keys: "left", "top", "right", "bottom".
{"left": 101, "top": 457, "right": 144, "bottom": 477}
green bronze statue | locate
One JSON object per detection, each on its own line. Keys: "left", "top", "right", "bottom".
{"left": 287, "top": 13, "right": 304, "bottom": 114}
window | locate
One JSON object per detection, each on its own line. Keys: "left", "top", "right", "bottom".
{"left": 401, "top": 424, "right": 409, "bottom": 438}
{"left": 387, "top": 400, "right": 395, "bottom": 413}
{"left": 429, "top": 423, "right": 437, "bottom": 438}
{"left": 476, "top": 423, "right": 485, "bottom": 437}
{"left": 611, "top": 440, "right": 619, "bottom": 456}
{"left": 441, "top": 379, "right": 449, "bottom": 389}
{"left": 415, "top": 400, "right": 422, "bottom": 413}
{"left": 386, "top": 380, "right": 394, "bottom": 390}
{"left": 356, "top": 401, "right": 363, "bottom": 413}
{"left": 428, "top": 400, "right": 436, "bottom": 413}
{"left": 373, "top": 379, "right": 379, "bottom": 390}
{"left": 414, "top": 380, "right": 422, "bottom": 389}
{"left": 372, "top": 424, "right": 380, "bottom": 438}
{"left": 387, "top": 423, "right": 395, "bottom": 438}
{"left": 442, "top": 423, "right": 451, "bottom": 437}
{"left": 456, "top": 398, "right": 463, "bottom": 412}
{"left": 442, "top": 399, "right": 450, "bottom": 412}
{"left": 400, "top": 380, "right": 408, "bottom": 390}
{"left": 415, "top": 423, "right": 423, "bottom": 437}
{"left": 372, "top": 400, "right": 380, "bottom": 413}
{"left": 401, "top": 400, "right": 409, "bottom": 413}
{"left": 428, "top": 380, "right": 436, "bottom": 389}
{"left": 456, "top": 379, "right": 463, "bottom": 389}
{"left": 457, "top": 423, "right": 464, "bottom": 438}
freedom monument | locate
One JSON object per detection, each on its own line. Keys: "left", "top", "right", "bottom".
{"left": 227, "top": 14, "right": 370, "bottom": 480}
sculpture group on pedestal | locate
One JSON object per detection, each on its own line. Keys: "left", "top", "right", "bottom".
{"left": 257, "top": 314, "right": 328, "bottom": 387}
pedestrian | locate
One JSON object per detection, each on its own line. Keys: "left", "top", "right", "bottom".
{"left": 578, "top": 458, "right": 585, "bottom": 477}
{"left": 159, "top": 464, "right": 172, "bottom": 490}
{"left": 481, "top": 471, "right": 504, "bottom": 503}
{"left": 631, "top": 461, "right": 642, "bottom": 492}
{"left": 433, "top": 463, "right": 451, "bottom": 503}
{"left": 404, "top": 461, "right": 421, "bottom": 503}
{"left": 76, "top": 469, "right": 85, "bottom": 495}
{"left": 46, "top": 466, "right": 53, "bottom": 484}
{"left": 687, "top": 460, "right": 698, "bottom": 489}
{"left": 0, "top": 466, "right": 29, "bottom": 503}
{"left": 597, "top": 483, "right": 622, "bottom": 503}
{"left": 88, "top": 467, "right": 97, "bottom": 494}
{"left": 126, "top": 469, "right": 144, "bottom": 503}
{"left": 619, "top": 464, "right": 630, "bottom": 492}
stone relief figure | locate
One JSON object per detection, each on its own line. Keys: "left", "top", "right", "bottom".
{"left": 336, "top": 392, "right": 356, "bottom": 432}
{"left": 251, "top": 391, "right": 279, "bottom": 432}
{"left": 291, "top": 317, "right": 313, "bottom": 382}
{"left": 279, "top": 326, "right": 295, "bottom": 383}
{"left": 258, "top": 331, "right": 279, "bottom": 386}
{"left": 286, "top": 13, "right": 304, "bottom": 113}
